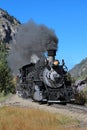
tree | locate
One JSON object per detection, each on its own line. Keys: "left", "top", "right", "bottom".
{"left": 0, "top": 42, "right": 15, "bottom": 95}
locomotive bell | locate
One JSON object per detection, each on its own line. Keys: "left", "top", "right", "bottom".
{"left": 47, "top": 49, "right": 56, "bottom": 63}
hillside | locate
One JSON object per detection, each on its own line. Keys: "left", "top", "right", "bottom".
{"left": 69, "top": 58, "right": 87, "bottom": 79}
{"left": 0, "top": 8, "right": 20, "bottom": 43}
{"left": 0, "top": 8, "right": 21, "bottom": 94}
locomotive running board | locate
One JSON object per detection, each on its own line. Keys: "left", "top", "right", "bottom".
{"left": 48, "top": 99, "right": 75, "bottom": 103}
{"left": 48, "top": 100, "right": 61, "bottom": 103}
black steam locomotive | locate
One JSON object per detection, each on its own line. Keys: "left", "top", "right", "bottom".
{"left": 16, "top": 49, "right": 75, "bottom": 104}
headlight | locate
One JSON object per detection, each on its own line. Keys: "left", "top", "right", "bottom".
{"left": 53, "top": 60, "right": 59, "bottom": 66}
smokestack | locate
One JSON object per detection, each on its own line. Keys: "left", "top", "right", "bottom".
{"left": 47, "top": 49, "right": 56, "bottom": 63}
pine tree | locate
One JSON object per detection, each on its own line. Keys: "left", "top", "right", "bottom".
{"left": 0, "top": 42, "right": 15, "bottom": 95}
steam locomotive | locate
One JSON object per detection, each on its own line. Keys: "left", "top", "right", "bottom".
{"left": 16, "top": 49, "right": 75, "bottom": 104}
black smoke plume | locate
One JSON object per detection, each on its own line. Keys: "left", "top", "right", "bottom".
{"left": 8, "top": 20, "right": 58, "bottom": 74}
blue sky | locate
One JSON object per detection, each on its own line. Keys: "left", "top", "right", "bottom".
{"left": 0, "top": 0, "right": 87, "bottom": 70}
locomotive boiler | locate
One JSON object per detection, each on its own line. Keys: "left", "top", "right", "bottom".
{"left": 16, "top": 49, "right": 75, "bottom": 104}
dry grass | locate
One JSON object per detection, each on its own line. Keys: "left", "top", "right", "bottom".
{"left": 0, "top": 106, "right": 86, "bottom": 130}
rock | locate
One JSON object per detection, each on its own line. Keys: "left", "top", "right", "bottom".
{"left": 75, "top": 79, "right": 87, "bottom": 92}
{"left": 0, "top": 8, "right": 21, "bottom": 43}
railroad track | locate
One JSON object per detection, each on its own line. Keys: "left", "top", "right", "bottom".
{"left": 67, "top": 104, "right": 87, "bottom": 112}
{"left": 52, "top": 103, "right": 87, "bottom": 113}
{"left": 1, "top": 94, "right": 87, "bottom": 113}
{"left": 52, "top": 103, "right": 87, "bottom": 126}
